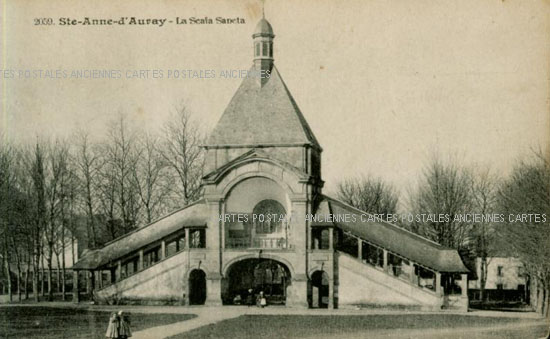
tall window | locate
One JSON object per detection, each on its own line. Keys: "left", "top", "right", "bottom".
{"left": 253, "top": 200, "right": 286, "bottom": 234}
{"left": 255, "top": 42, "right": 260, "bottom": 57}
{"left": 312, "top": 228, "right": 330, "bottom": 250}
{"left": 190, "top": 229, "right": 206, "bottom": 248}
{"left": 143, "top": 245, "right": 161, "bottom": 268}
{"left": 269, "top": 42, "right": 273, "bottom": 57}
{"left": 262, "top": 42, "right": 268, "bottom": 56}
{"left": 497, "top": 266, "right": 504, "bottom": 277}
{"left": 166, "top": 233, "right": 186, "bottom": 257}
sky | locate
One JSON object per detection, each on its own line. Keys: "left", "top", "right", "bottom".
{"left": 1, "top": 0, "right": 549, "bottom": 196}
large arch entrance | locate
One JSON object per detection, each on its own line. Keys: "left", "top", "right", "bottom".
{"left": 222, "top": 258, "right": 291, "bottom": 306}
{"left": 188, "top": 269, "right": 206, "bottom": 305}
{"left": 309, "top": 270, "right": 329, "bottom": 308}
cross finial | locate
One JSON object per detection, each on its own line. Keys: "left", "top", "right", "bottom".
{"left": 261, "top": 0, "right": 265, "bottom": 18}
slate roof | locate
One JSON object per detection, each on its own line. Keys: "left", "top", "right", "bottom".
{"left": 72, "top": 200, "right": 208, "bottom": 270}
{"left": 253, "top": 18, "right": 274, "bottom": 37}
{"left": 317, "top": 196, "right": 469, "bottom": 273}
{"left": 206, "top": 65, "right": 321, "bottom": 150}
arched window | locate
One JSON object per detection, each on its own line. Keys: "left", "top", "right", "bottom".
{"left": 253, "top": 199, "right": 286, "bottom": 234}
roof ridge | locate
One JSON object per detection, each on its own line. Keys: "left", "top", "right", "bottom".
{"left": 99, "top": 198, "right": 205, "bottom": 247}
{"left": 322, "top": 194, "right": 447, "bottom": 249}
{"left": 271, "top": 66, "right": 322, "bottom": 150}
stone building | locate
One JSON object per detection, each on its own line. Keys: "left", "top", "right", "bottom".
{"left": 73, "top": 17, "right": 469, "bottom": 310}
{"left": 469, "top": 257, "right": 529, "bottom": 303}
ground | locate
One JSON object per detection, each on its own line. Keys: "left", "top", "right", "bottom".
{"left": 0, "top": 306, "right": 195, "bottom": 338}
{"left": 168, "top": 314, "right": 549, "bottom": 339}
{"left": 0, "top": 303, "right": 548, "bottom": 339}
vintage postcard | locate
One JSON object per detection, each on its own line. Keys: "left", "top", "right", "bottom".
{"left": 0, "top": 0, "right": 549, "bottom": 338}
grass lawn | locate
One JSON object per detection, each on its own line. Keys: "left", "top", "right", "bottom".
{"left": 0, "top": 306, "right": 196, "bottom": 338}
{"left": 169, "top": 314, "right": 548, "bottom": 339}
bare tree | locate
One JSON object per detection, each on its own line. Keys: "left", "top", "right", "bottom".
{"left": 408, "top": 155, "right": 473, "bottom": 249}
{"left": 99, "top": 113, "right": 141, "bottom": 238}
{"left": 471, "top": 167, "right": 499, "bottom": 301}
{"left": 75, "top": 132, "right": 102, "bottom": 248}
{"left": 160, "top": 104, "right": 205, "bottom": 208}
{"left": 27, "top": 142, "right": 48, "bottom": 302}
{"left": 132, "top": 133, "right": 170, "bottom": 224}
{"left": 336, "top": 175, "right": 398, "bottom": 216}
{"left": 498, "top": 149, "right": 550, "bottom": 317}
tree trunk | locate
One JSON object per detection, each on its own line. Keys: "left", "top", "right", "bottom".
{"left": 24, "top": 264, "right": 30, "bottom": 300}
{"left": 16, "top": 267, "right": 21, "bottom": 302}
{"left": 3, "top": 253, "right": 12, "bottom": 303}
{"left": 33, "top": 255, "right": 39, "bottom": 302}
{"left": 479, "top": 257, "right": 487, "bottom": 302}
{"left": 40, "top": 255, "right": 45, "bottom": 297}
{"left": 61, "top": 225, "right": 66, "bottom": 300}
{"left": 55, "top": 253, "right": 61, "bottom": 293}
{"left": 47, "top": 254, "right": 53, "bottom": 301}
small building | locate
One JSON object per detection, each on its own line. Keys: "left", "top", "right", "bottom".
{"left": 468, "top": 257, "right": 529, "bottom": 303}
{"left": 72, "top": 17, "right": 469, "bottom": 311}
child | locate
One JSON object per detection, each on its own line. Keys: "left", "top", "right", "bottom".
{"left": 105, "top": 312, "right": 119, "bottom": 339}
{"left": 258, "top": 291, "right": 267, "bottom": 308}
{"left": 118, "top": 310, "right": 132, "bottom": 338}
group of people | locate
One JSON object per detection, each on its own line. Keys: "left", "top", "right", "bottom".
{"left": 233, "top": 289, "right": 268, "bottom": 307}
{"left": 106, "top": 310, "right": 132, "bottom": 339}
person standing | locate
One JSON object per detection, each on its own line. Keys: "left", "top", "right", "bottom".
{"left": 118, "top": 311, "right": 132, "bottom": 339}
{"left": 105, "top": 312, "right": 119, "bottom": 339}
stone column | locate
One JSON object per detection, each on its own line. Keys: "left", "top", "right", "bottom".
{"left": 328, "top": 227, "right": 334, "bottom": 250}
{"left": 116, "top": 260, "right": 122, "bottom": 281}
{"left": 328, "top": 276, "right": 334, "bottom": 309}
{"left": 435, "top": 272, "right": 442, "bottom": 296}
{"left": 205, "top": 274, "right": 222, "bottom": 306}
{"left": 460, "top": 273, "right": 468, "bottom": 297}
{"left": 98, "top": 271, "right": 103, "bottom": 289}
{"left": 161, "top": 240, "right": 166, "bottom": 260}
{"left": 357, "top": 238, "right": 362, "bottom": 261}
{"left": 72, "top": 270, "right": 80, "bottom": 303}
{"left": 383, "top": 249, "right": 388, "bottom": 272}
{"left": 138, "top": 250, "right": 144, "bottom": 271}
{"left": 185, "top": 228, "right": 190, "bottom": 249}
{"left": 287, "top": 274, "right": 309, "bottom": 308}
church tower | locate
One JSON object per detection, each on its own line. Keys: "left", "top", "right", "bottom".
{"left": 252, "top": 17, "right": 275, "bottom": 86}
{"left": 204, "top": 17, "right": 323, "bottom": 192}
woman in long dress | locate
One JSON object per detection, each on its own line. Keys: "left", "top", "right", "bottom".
{"left": 118, "top": 311, "right": 132, "bottom": 338}
{"left": 105, "top": 312, "right": 119, "bottom": 339}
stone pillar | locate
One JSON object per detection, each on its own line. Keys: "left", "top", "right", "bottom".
{"left": 138, "top": 250, "right": 144, "bottom": 271}
{"left": 205, "top": 275, "right": 222, "bottom": 306}
{"left": 85, "top": 271, "right": 92, "bottom": 294}
{"left": 328, "top": 276, "right": 334, "bottom": 309}
{"left": 116, "top": 261, "right": 122, "bottom": 281}
{"left": 287, "top": 275, "right": 309, "bottom": 308}
{"left": 328, "top": 228, "right": 334, "bottom": 250}
{"left": 383, "top": 249, "right": 388, "bottom": 272}
{"left": 460, "top": 273, "right": 468, "bottom": 297}
{"left": 357, "top": 238, "right": 362, "bottom": 261}
{"left": 435, "top": 272, "right": 442, "bottom": 296}
{"left": 98, "top": 271, "right": 103, "bottom": 289}
{"left": 185, "top": 228, "right": 190, "bottom": 249}
{"left": 161, "top": 240, "right": 166, "bottom": 260}
{"left": 72, "top": 271, "right": 80, "bottom": 303}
